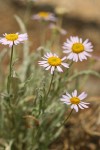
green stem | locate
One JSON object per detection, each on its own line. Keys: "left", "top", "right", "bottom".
{"left": 7, "top": 44, "right": 14, "bottom": 94}
{"left": 69, "top": 61, "right": 74, "bottom": 67}
{"left": 61, "top": 109, "right": 73, "bottom": 126}
{"left": 46, "top": 71, "right": 55, "bottom": 98}
{"left": 67, "top": 70, "right": 100, "bottom": 83}
{"left": 42, "top": 71, "right": 55, "bottom": 113}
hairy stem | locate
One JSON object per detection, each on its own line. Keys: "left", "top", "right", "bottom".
{"left": 61, "top": 109, "right": 73, "bottom": 126}
{"left": 46, "top": 71, "right": 55, "bottom": 98}
{"left": 7, "top": 44, "right": 14, "bottom": 94}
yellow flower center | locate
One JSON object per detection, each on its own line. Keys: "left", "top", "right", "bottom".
{"left": 70, "top": 97, "right": 80, "bottom": 104}
{"left": 72, "top": 43, "right": 84, "bottom": 53}
{"left": 5, "top": 33, "right": 18, "bottom": 41}
{"left": 48, "top": 56, "right": 61, "bottom": 66}
{"left": 38, "top": 12, "right": 49, "bottom": 18}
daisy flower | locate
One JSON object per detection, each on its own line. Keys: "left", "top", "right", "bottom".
{"left": 60, "top": 90, "right": 89, "bottom": 112}
{"left": 0, "top": 33, "right": 28, "bottom": 47}
{"left": 38, "top": 52, "right": 69, "bottom": 74}
{"left": 32, "top": 11, "right": 57, "bottom": 22}
{"left": 63, "top": 36, "right": 93, "bottom": 62}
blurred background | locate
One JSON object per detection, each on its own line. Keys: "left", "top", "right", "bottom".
{"left": 0, "top": 0, "right": 100, "bottom": 95}
{"left": 0, "top": 0, "right": 100, "bottom": 149}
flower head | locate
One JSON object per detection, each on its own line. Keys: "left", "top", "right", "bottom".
{"left": 38, "top": 52, "right": 69, "bottom": 74}
{"left": 63, "top": 36, "right": 93, "bottom": 62}
{"left": 32, "top": 12, "right": 57, "bottom": 22}
{"left": 55, "top": 6, "right": 68, "bottom": 16}
{"left": 60, "top": 90, "right": 89, "bottom": 112}
{"left": 0, "top": 33, "right": 28, "bottom": 47}
{"left": 49, "top": 23, "right": 67, "bottom": 35}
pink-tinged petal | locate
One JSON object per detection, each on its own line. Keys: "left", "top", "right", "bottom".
{"left": 79, "top": 38, "right": 82, "bottom": 43}
{"left": 51, "top": 66, "right": 55, "bottom": 74}
{"left": 45, "top": 66, "right": 51, "bottom": 70}
{"left": 83, "top": 39, "right": 89, "bottom": 45}
{"left": 63, "top": 49, "right": 71, "bottom": 53}
{"left": 9, "top": 42, "right": 13, "bottom": 47}
{"left": 78, "top": 92, "right": 87, "bottom": 100}
{"left": 66, "top": 92, "right": 72, "bottom": 98}
{"left": 81, "top": 102, "right": 90, "bottom": 105}
{"left": 66, "top": 39, "right": 73, "bottom": 44}
{"left": 61, "top": 62, "right": 69, "bottom": 68}
{"left": 41, "top": 57, "right": 47, "bottom": 60}
{"left": 80, "top": 103, "right": 89, "bottom": 108}
{"left": 57, "top": 66, "right": 63, "bottom": 72}
{"left": 67, "top": 53, "right": 74, "bottom": 59}
{"left": 44, "top": 54, "right": 49, "bottom": 58}
{"left": 71, "top": 104, "right": 75, "bottom": 109}
{"left": 79, "top": 54, "right": 86, "bottom": 60}
{"left": 64, "top": 102, "right": 71, "bottom": 105}
{"left": 53, "top": 53, "right": 56, "bottom": 56}
{"left": 61, "top": 98, "right": 70, "bottom": 103}
{"left": 42, "top": 63, "right": 49, "bottom": 67}
{"left": 78, "top": 104, "right": 84, "bottom": 109}
{"left": 38, "top": 61, "right": 47, "bottom": 64}
{"left": 72, "top": 90, "right": 77, "bottom": 97}
{"left": 62, "top": 95, "right": 70, "bottom": 100}
{"left": 73, "top": 53, "right": 78, "bottom": 62}
{"left": 61, "top": 56, "right": 67, "bottom": 61}
{"left": 83, "top": 51, "right": 91, "bottom": 57}
{"left": 73, "top": 105, "right": 79, "bottom": 112}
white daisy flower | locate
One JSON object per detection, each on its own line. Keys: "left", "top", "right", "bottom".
{"left": 38, "top": 52, "right": 69, "bottom": 74}
{"left": 63, "top": 36, "right": 93, "bottom": 62}
{"left": 32, "top": 12, "right": 57, "bottom": 22}
{"left": 60, "top": 90, "right": 89, "bottom": 112}
{"left": 0, "top": 33, "right": 28, "bottom": 47}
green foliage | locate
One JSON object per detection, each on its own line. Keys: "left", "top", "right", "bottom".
{"left": 0, "top": 16, "right": 100, "bottom": 150}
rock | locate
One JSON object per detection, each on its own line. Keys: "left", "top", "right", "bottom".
{"left": 13, "top": 0, "right": 100, "bottom": 24}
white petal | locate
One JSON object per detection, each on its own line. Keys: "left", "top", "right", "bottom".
{"left": 79, "top": 53, "right": 87, "bottom": 61}
{"left": 71, "top": 104, "right": 75, "bottom": 109}
{"left": 73, "top": 105, "right": 79, "bottom": 112}
{"left": 38, "top": 61, "right": 47, "bottom": 64}
{"left": 63, "top": 49, "right": 71, "bottom": 53}
{"left": 61, "top": 98, "right": 70, "bottom": 103}
{"left": 83, "top": 39, "right": 89, "bottom": 45}
{"left": 73, "top": 53, "right": 78, "bottom": 62}
{"left": 79, "top": 38, "right": 82, "bottom": 43}
{"left": 78, "top": 104, "right": 84, "bottom": 109}
{"left": 72, "top": 90, "right": 77, "bottom": 97}
{"left": 41, "top": 64, "right": 49, "bottom": 67}
{"left": 83, "top": 51, "right": 91, "bottom": 57}
{"left": 57, "top": 66, "right": 63, "bottom": 72}
{"left": 51, "top": 66, "right": 55, "bottom": 74}
{"left": 61, "top": 62, "right": 69, "bottom": 68}
{"left": 66, "top": 92, "right": 72, "bottom": 98}
{"left": 61, "top": 56, "right": 67, "bottom": 61}
{"left": 78, "top": 92, "right": 87, "bottom": 100}
{"left": 62, "top": 95, "right": 70, "bottom": 100}
{"left": 79, "top": 103, "right": 89, "bottom": 108}
{"left": 45, "top": 66, "right": 51, "bottom": 70}
{"left": 41, "top": 57, "right": 47, "bottom": 60}
{"left": 67, "top": 53, "right": 74, "bottom": 59}
{"left": 81, "top": 102, "right": 90, "bottom": 105}
{"left": 64, "top": 102, "right": 71, "bottom": 105}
